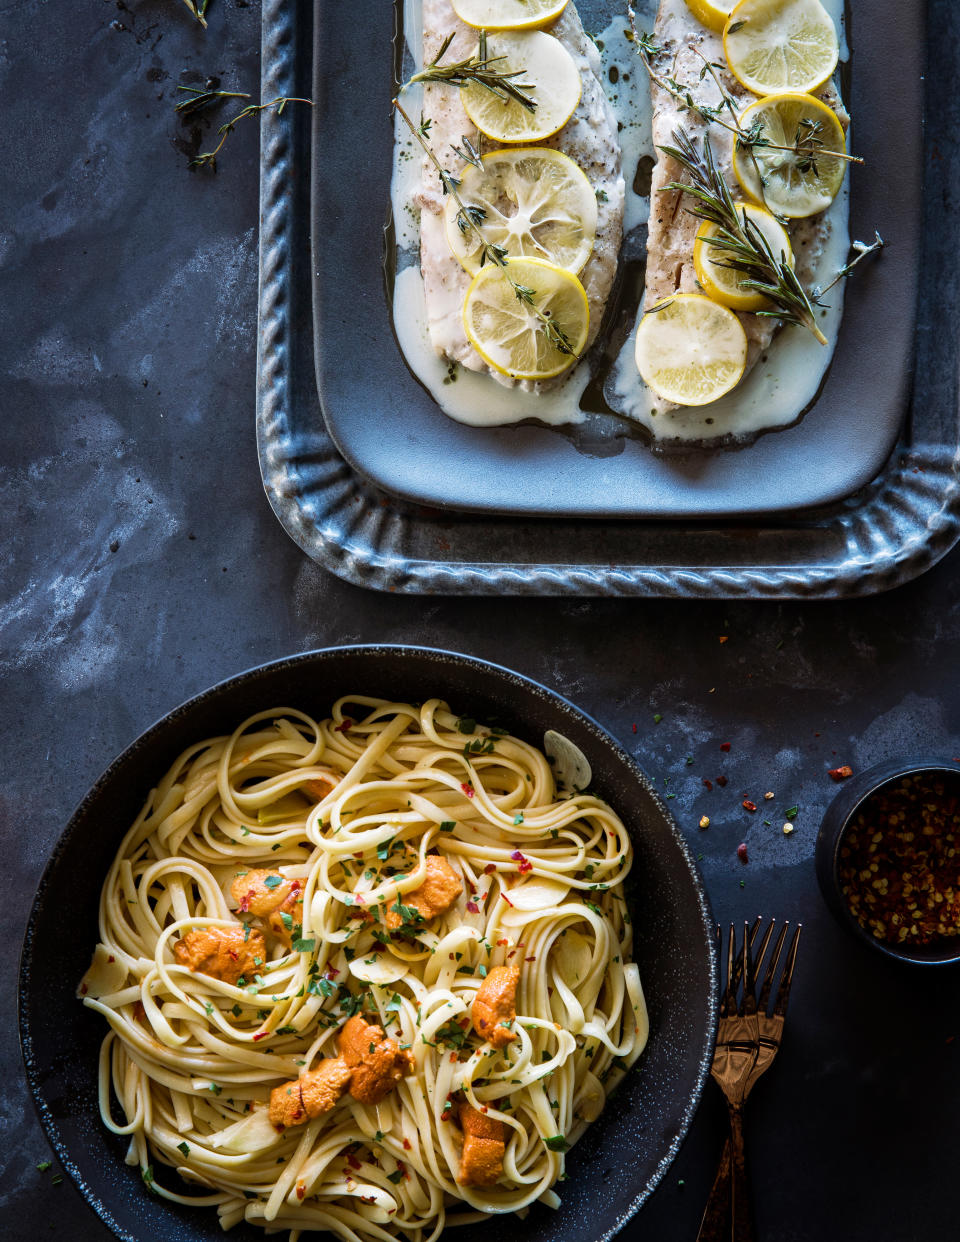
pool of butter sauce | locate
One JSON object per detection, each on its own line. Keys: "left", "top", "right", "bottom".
{"left": 389, "top": 0, "right": 849, "bottom": 443}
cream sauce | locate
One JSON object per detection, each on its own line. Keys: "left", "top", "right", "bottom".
{"left": 390, "top": 0, "right": 852, "bottom": 441}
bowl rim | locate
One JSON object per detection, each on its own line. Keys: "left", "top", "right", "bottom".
{"left": 815, "top": 755, "right": 960, "bottom": 966}
{"left": 18, "top": 643, "right": 719, "bottom": 1242}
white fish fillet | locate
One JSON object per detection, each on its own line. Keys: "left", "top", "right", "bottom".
{"left": 645, "top": 0, "right": 848, "bottom": 414}
{"left": 415, "top": 0, "right": 624, "bottom": 388}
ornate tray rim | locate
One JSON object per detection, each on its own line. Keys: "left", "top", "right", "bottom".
{"left": 256, "top": 0, "right": 960, "bottom": 598}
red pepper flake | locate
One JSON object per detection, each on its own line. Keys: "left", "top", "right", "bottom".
{"left": 326, "top": 967, "right": 340, "bottom": 978}
{"left": 402, "top": 1138, "right": 411, "bottom": 1150}
{"left": 466, "top": 901, "right": 480, "bottom": 913}
{"left": 496, "top": 938, "right": 509, "bottom": 946}
{"left": 346, "top": 1153, "right": 362, "bottom": 1171}
{"left": 511, "top": 850, "right": 533, "bottom": 874}
{"left": 502, "top": 893, "right": 514, "bottom": 907}
{"left": 483, "top": 863, "right": 496, "bottom": 875}
{"left": 79, "top": 983, "right": 88, "bottom": 996}
{"left": 227, "top": 950, "right": 239, "bottom": 961}
{"left": 632, "top": 723, "right": 637, "bottom": 734}
{"left": 296, "top": 1184, "right": 305, "bottom": 1200}
{"left": 524, "top": 955, "right": 537, "bottom": 962}
{"left": 717, "top": 775, "right": 728, "bottom": 787}
{"left": 398, "top": 1161, "right": 408, "bottom": 1179}
{"left": 742, "top": 800, "right": 757, "bottom": 812}
{"left": 720, "top": 742, "right": 731, "bottom": 752}
{"left": 718, "top": 636, "right": 729, "bottom": 644}
{"left": 828, "top": 765, "right": 854, "bottom": 781}
{"left": 334, "top": 719, "right": 353, "bottom": 733}
{"left": 737, "top": 843, "right": 749, "bottom": 864}
{"left": 702, "top": 778, "right": 713, "bottom": 791}
{"left": 461, "top": 782, "right": 475, "bottom": 798}
{"left": 253, "top": 1031, "right": 268, "bottom": 1042}
{"left": 107, "top": 955, "right": 115, "bottom": 963}
{"left": 238, "top": 893, "right": 251, "bottom": 912}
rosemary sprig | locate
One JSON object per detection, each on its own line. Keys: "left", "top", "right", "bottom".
{"left": 394, "top": 99, "right": 575, "bottom": 358}
{"left": 403, "top": 30, "right": 537, "bottom": 113}
{"left": 661, "top": 128, "right": 829, "bottom": 344}
{"left": 175, "top": 84, "right": 250, "bottom": 119}
{"left": 180, "top": 0, "right": 211, "bottom": 27}
{"left": 190, "top": 95, "right": 314, "bottom": 170}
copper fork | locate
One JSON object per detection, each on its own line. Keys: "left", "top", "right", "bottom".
{"left": 696, "top": 919, "right": 802, "bottom": 1242}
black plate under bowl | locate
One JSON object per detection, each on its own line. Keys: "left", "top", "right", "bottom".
{"left": 19, "top": 646, "right": 717, "bottom": 1242}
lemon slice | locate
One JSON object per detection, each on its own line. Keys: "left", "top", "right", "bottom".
{"left": 723, "top": 0, "right": 839, "bottom": 95}
{"left": 693, "top": 204, "right": 794, "bottom": 311}
{"left": 683, "top": 0, "right": 738, "bottom": 34}
{"left": 460, "top": 31, "right": 581, "bottom": 144}
{"left": 452, "top": 0, "right": 569, "bottom": 29}
{"left": 463, "top": 256, "right": 589, "bottom": 380}
{"left": 635, "top": 294, "right": 747, "bottom": 406}
{"left": 732, "top": 92, "right": 846, "bottom": 218}
{"left": 444, "top": 148, "right": 597, "bottom": 277}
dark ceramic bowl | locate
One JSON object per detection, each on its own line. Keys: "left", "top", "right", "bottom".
{"left": 815, "top": 757, "right": 960, "bottom": 966}
{"left": 19, "top": 646, "right": 718, "bottom": 1242}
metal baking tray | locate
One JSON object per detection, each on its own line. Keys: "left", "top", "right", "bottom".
{"left": 256, "top": 0, "right": 960, "bottom": 596}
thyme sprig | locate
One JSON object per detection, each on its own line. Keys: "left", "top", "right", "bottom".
{"left": 394, "top": 99, "right": 575, "bottom": 358}
{"left": 180, "top": 0, "right": 211, "bottom": 27}
{"left": 626, "top": 6, "right": 860, "bottom": 172}
{"left": 661, "top": 128, "right": 829, "bottom": 344}
{"left": 175, "top": 84, "right": 250, "bottom": 119}
{"left": 190, "top": 95, "right": 314, "bottom": 170}
{"left": 403, "top": 30, "right": 537, "bottom": 113}
{"left": 815, "top": 231, "right": 885, "bottom": 298}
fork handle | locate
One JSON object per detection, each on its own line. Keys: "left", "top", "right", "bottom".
{"left": 694, "top": 1135, "right": 732, "bottom": 1242}
{"left": 728, "top": 1103, "right": 754, "bottom": 1242}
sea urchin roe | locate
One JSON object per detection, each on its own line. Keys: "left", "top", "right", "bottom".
{"left": 837, "top": 775, "right": 960, "bottom": 947}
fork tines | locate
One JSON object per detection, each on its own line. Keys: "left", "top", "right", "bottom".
{"left": 719, "top": 918, "right": 802, "bottom": 1016}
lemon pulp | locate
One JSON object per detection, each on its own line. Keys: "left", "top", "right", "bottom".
{"left": 452, "top": 0, "right": 569, "bottom": 29}
{"left": 723, "top": 0, "right": 839, "bottom": 95}
{"left": 635, "top": 294, "right": 748, "bottom": 406}
{"left": 444, "top": 148, "right": 597, "bottom": 276}
{"left": 460, "top": 30, "right": 581, "bottom": 144}
{"left": 463, "top": 256, "right": 589, "bottom": 381}
{"left": 693, "top": 205, "right": 794, "bottom": 311}
{"left": 683, "top": 0, "right": 739, "bottom": 34}
{"left": 732, "top": 92, "right": 846, "bottom": 219}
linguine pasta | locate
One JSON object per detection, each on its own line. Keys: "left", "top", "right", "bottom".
{"left": 79, "top": 697, "right": 648, "bottom": 1242}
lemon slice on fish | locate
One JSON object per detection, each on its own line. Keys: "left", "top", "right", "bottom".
{"left": 463, "top": 256, "right": 589, "bottom": 381}
{"left": 460, "top": 30, "right": 581, "bottom": 144}
{"left": 732, "top": 92, "right": 846, "bottom": 218}
{"left": 683, "top": 0, "right": 738, "bottom": 34}
{"left": 635, "top": 294, "right": 747, "bottom": 406}
{"left": 723, "top": 0, "right": 839, "bottom": 96}
{"left": 452, "top": 0, "right": 569, "bottom": 29}
{"left": 444, "top": 147, "right": 597, "bottom": 277}
{"left": 693, "top": 204, "right": 794, "bottom": 311}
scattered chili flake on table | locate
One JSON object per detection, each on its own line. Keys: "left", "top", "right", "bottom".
{"left": 838, "top": 774, "right": 960, "bottom": 947}
{"left": 742, "top": 800, "right": 757, "bottom": 813}
{"left": 737, "top": 843, "right": 749, "bottom": 863}
{"left": 829, "top": 765, "right": 854, "bottom": 781}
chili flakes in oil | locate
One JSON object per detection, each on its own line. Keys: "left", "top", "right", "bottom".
{"left": 838, "top": 775, "right": 960, "bottom": 947}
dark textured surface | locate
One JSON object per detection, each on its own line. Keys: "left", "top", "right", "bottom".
{"left": 3, "top": 1, "right": 960, "bottom": 1240}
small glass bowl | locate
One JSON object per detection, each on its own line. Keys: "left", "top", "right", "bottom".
{"left": 815, "top": 758, "right": 960, "bottom": 966}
